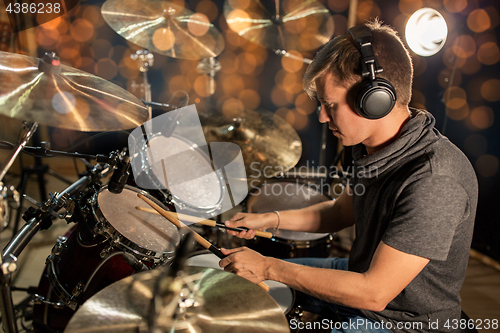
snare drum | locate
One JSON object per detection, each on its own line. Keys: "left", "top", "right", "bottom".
{"left": 130, "top": 133, "right": 226, "bottom": 218}
{"left": 245, "top": 178, "right": 345, "bottom": 258}
{"left": 186, "top": 251, "right": 295, "bottom": 315}
{"left": 33, "top": 185, "right": 180, "bottom": 331}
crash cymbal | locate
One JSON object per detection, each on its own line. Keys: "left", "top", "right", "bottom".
{"left": 224, "top": 0, "right": 333, "bottom": 52}
{"left": 199, "top": 109, "right": 302, "bottom": 179}
{"left": 0, "top": 51, "right": 148, "bottom": 131}
{"left": 64, "top": 266, "right": 289, "bottom": 333}
{"left": 101, "top": 0, "right": 225, "bottom": 60}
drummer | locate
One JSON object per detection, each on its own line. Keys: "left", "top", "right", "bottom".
{"left": 219, "top": 20, "right": 478, "bottom": 332}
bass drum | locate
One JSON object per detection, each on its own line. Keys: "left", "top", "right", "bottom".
{"left": 244, "top": 177, "right": 346, "bottom": 259}
{"left": 33, "top": 185, "right": 180, "bottom": 332}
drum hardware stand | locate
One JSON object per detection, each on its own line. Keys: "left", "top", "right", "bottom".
{"left": 12, "top": 140, "right": 118, "bottom": 233}
{"left": 0, "top": 156, "right": 118, "bottom": 333}
{"left": 196, "top": 57, "right": 221, "bottom": 97}
{"left": 131, "top": 49, "right": 154, "bottom": 122}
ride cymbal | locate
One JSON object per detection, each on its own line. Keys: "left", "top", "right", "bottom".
{"left": 0, "top": 51, "right": 148, "bottom": 131}
{"left": 224, "top": 0, "right": 333, "bottom": 52}
{"left": 199, "top": 108, "right": 302, "bottom": 179}
{"left": 101, "top": 0, "right": 225, "bottom": 60}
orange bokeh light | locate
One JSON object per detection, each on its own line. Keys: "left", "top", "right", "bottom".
{"left": 480, "top": 79, "right": 500, "bottom": 102}
{"left": 152, "top": 28, "right": 175, "bottom": 51}
{"left": 187, "top": 13, "right": 210, "bottom": 37}
{"left": 470, "top": 106, "right": 494, "bottom": 129}
{"left": 467, "top": 9, "right": 491, "bottom": 33}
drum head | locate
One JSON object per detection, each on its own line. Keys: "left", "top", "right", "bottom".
{"left": 247, "top": 181, "right": 331, "bottom": 241}
{"left": 147, "top": 135, "right": 223, "bottom": 210}
{"left": 97, "top": 186, "right": 180, "bottom": 253}
{"left": 186, "top": 252, "right": 294, "bottom": 314}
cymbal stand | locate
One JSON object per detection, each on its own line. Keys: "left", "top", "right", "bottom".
{"left": 0, "top": 121, "right": 38, "bottom": 183}
{"left": 274, "top": 48, "right": 313, "bottom": 65}
{"left": 196, "top": 57, "right": 221, "bottom": 97}
{"left": 13, "top": 134, "right": 74, "bottom": 234}
{"left": 131, "top": 49, "right": 154, "bottom": 121}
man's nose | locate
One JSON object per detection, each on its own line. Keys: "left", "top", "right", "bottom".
{"left": 318, "top": 105, "right": 330, "bottom": 123}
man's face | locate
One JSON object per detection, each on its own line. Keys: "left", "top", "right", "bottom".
{"left": 316, "top": 72, "right": 376, "bottom": 147}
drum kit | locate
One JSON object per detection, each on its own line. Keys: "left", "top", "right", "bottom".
{"left": 0, "top": 1, "right": 337, "bottom": 332}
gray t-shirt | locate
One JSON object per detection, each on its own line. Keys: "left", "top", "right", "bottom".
{"left": 349, "top": 110, "right": 478, "bottom": 332}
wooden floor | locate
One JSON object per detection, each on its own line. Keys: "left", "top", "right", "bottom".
{"left": 2, "top": 158, "right": 500, "bottom": 332}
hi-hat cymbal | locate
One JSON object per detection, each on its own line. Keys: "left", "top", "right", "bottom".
{"left": 0, "top": 51, "right": 148, "bottom": 132}
{"left": 199, "top": 109, "right": 302, "bottom": 179}
{"left": 224, "top": 0, "right": 333, "bottom": 52}
{"left": 64, "top": 266, "right": 289, "bottom": 333}
{"left": 101, "top": 0, "right": 225, "bottom": 60}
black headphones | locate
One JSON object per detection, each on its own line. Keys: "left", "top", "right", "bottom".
{"left": 348, "top": 25, "right": 397, "bottom": 119}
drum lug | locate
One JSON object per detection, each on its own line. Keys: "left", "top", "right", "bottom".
{"left": 33, "top": 294, "right": 65, "bottom": 309}
{"left": 100, "top": 246, "right": 113, "bottom": 258}
{"left": 52, "top": 236, "right": 68, "bottom": 256}
{"left": 93, "top": 222, "right": 105, "bottom": 234}
{"left": 287, "top": 304, "right": 303, "bottom": 323}
{"left": 73, "top": 282, "right": 84, "bottom": 297}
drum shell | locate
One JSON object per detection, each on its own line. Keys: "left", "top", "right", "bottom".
{"left": 33, "top": 185, "right": 179, "bottom": 332}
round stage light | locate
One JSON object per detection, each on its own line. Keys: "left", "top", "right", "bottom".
{"left": 405, "top": 8, "right": 448, "bottom": 56}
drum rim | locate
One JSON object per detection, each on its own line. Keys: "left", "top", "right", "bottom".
{"left": 92, "top": 185, "right": 179, "bottom": 262}
{"left": 133, "top": 133, "right": 226, "bottom": 213}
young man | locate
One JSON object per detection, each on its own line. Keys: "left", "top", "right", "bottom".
{"left": 219, "top": 20, "right": 478, "bottom": 332}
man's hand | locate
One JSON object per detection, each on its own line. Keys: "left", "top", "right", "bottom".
{"left": 224, "top": 212, "right": 278, "bottom": 239}
{"left": 219, "top": 247, "right": 272, "bottom": 284}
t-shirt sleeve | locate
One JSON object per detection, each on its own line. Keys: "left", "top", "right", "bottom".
{"left": 382, "top": 175, "right": 470, "bottom": 261}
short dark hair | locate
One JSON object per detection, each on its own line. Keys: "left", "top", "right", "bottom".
{"left": 304, "top": 19, "right": 414, "bottom": 106}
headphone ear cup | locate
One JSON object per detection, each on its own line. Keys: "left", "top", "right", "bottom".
{"left": 354, "top": 78, "right": 397, "bottom": 119}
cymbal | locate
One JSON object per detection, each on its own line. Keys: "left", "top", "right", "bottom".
{"left": 64, "top": 266, "right": 289, "bottom": 333}
{"left": 223, "top": 0, "right": 333, "bottom": 52}
{"left": 101, "top": 0, "right": 225, "bottom": 60}
{"left": 0, "top": 51, "right": 148, "bottom": 132}
{"left": 199, "top": 109, "right": 302, "bottom": 179}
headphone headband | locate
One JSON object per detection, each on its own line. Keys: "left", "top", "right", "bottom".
{"left": 348, "top": 25, "right": 383, "bottom": 80}
{"left": 346, "top": 25, "right": 397, "bottom": 119}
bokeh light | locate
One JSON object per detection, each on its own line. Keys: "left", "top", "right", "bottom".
{"left": 94, "top": 58, "right": 118, "bottom": 80}
{"left": 475, "top": 155, "right": 498, "bottom": 178}
{"left": 470, "top": 106, "right": 494, "bottom": 129}
{"left": 70, "top": 19, "right": 94, "bottom": 43}
{"left": 187, "top": 13, "right": 210, "bottom": 36}
{"left": 357, "top": 0, "right": 381, "bottom": 23}
{"left": 328, "top": 0, "right": 349, "bottom": 12}
{"left": 443, "top": 0, "right": 468, "bottom": 13}
{"left": 467, "top": 9, "right": 491, "bottom": 33}
{"left": 239, "top": 89, "right": 260, "bottom": 109}
{"left": 444, "top": 86, "right": 467, "bottom": 109}
{"left": 222, "top": 98, "right": 245, "bottom": 119}
{"left": 152, "top": 28, "right": 175, "bottom": 51}
{"left": 195, "top": 0, "right": 218, "bottom": 22}
{"left": 477, "top": 42, "right": 500, "bottom": 65}
{"left": 452, "top": 35, "right": 476, "bottom": 58}
{"left": 281, "top": 51, "right": 304, "bottom": 73}
{"left": 399, "top": 0, "right": 423, "bottom": 16}
{"left": 295, "top": 93, "right": 317, "bottom": 115}
{"left": 480, "top": 79, "right": 500, "bottom": 102}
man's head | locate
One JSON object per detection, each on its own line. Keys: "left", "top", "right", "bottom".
{"left": 306, "top": 20, "right": 414, "bottom": 152}
{"left": 304, "top": 20, "right": 413, "bottom": 108}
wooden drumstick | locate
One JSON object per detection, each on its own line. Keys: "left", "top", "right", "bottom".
{"left": 135, "top": 206, "right": 273, "bottom": 239}
{"left": 137, "top": 193, "right": 270, "bottom": 292}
